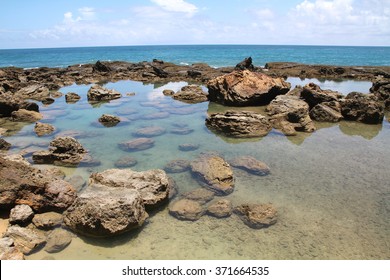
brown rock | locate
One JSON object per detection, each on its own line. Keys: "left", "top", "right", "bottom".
{"left": 234, "top": 203, "right": 277, "bottom": 229}
{"left": 172, "top": 85, "right": 208, "bottom": 104}
{"left": 370, "top": 77, "right": 390, "bottom": 109}
{"left": 34, "top": 122, "right": 56, "bottom": 136}
{"left": 4, "top": 225, "right": 46, "bottom": 254}
{"left": 44, "top": 228, "right": 72, "bottom": 253}
{"left": 98, "top": 114, "right": 121, "bottom": 127}
{"left": 114, "top": 156, "right": 138, "bottom": 168}
{"left": 229, "top": 156, "right": 270, "bottom": 176}
{"left": 0, "top": 237, "right": 25, "bottom": 260}
{"left": 207, "top": 199, "right": 232, "bottom": 218}
{"left": 11, "top": 109, "right": 43, "bottom": 122}
{"left": 310, "top": 103, "right": 343, "bottom": 122}
{"left": 32, "top": 212, "right": 63, "bottom": 229}
{"left": 118, "top": 138, "right": 155, "bottom": 152}
{"left": 169, "top": 199, "right": 204, "bottom": 221}
{"left": 132, "top": 126, "right": 166, "bottom": 137}
{"left": 9, "top": 204, "right": 34, "bottom": 225}
{"left": 65, "top": 92, "right": 81, "bottom": 103}
{"left": 87, "top": 84, "right": 122, "bottom": 101}
{"left": 301, "top": 83, "right": 343, "bottom": 108}
{"left": 0, "top": 138, "right": 11, "bottom": 150}
{"left": 163, "top": 159, "right": 190, "bottom": 173}
{"left": 182, "top": 188, "right": 215, "bottom": 204}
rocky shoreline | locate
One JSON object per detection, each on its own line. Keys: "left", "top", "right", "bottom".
{"left": 1, "top": 58, "right": 389, "bottom": 259}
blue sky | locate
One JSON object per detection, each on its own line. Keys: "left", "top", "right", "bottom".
{"left": 1, "top": 0, "right": 389, "bottom": 49}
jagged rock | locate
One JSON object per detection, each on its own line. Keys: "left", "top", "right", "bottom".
{"left": 370, "top": 77, "right": 390, "bottom": 108}
{"left": 93, "top": 60, "right": 112, "bottom": 72}
{"left": 206, "top": 110, "right": 272, "bottom": 138}
{"left": 87, "top": 84, "right": 122, "bottom": 101}
{"left": 207, "top": 199, "right": 232, "bottom": 218}
{"left": 178, "top": 143, "right": 200, "bottom": 151}
{"left": 301, "top": 83, "right": 343, "bottom": 108}
{"left": 0, "top": 93, "right": 39, "bottom": 117}
{"left": 234, "top": 203, "right": 277, "bottom": 229}
{"left": 182, "top": 188, "right": 215, "bottom": 204}
{"left": 34, "top": 122, "right": 55, "bottom": 136}
{"left": 64, "top": 185, "right": 148, "bottom": 238}
{"left": 44, "top": 228, "right": 72, "bottom": 253}
{"left": 235, "top": 57, "right": 254, "bottom": 70}
{"left": 163, "top": 159, "right": 190, "bottom": 173}
{"left": 114, "top": 156, "right": 138, "bottom": 168}
{"left": 11, "top": 109, "right": 43, "bottom": 122}
{"left": 4, "top": 225, "right": 46, "bottom": 254}
{"left": 340, "top": 92, "right": 385, "bottom": 124}
{"left": 9, "top": 204, "right": 34, "bottom": 225}
{"left": 169, "top": 199, "right": 204, "bottom": 221}
{"left": 266, "top": 95, "right": 316, "bottom": 135}
{"left": 229, "top": 156, "right": 270, "bottom": 176}
{"left": 98, "top": 114, "right": 121, "bottom": 127}
{"left": 0, "top": 237, "right": 25, "bottom": 260}
{"left": 16, "top": 84, "right": 50, "bottom": 101}
{"left": 190, "top": 155, "right": 234, "bottom": 195}
{"left": 132, "top": 126, "right": 166, "bottom": 137}
{"left": 32, "top": 212, "right": 63, "bottom": 229}
{"left": 172, "top": 85, "right": 208, "bottom": 104}
{"left": 65, "top": 92, "right": 81, "bottom": 103}
{"left": 0, "top": 138, "right": 11, "bottom": 150}
{"left": 118, "top": 138, "right": 155, "bottom": 152}
{"left": 89, "top": 168, "right": 171, "bottom": 209}
{"left": 310, "top": 102, "right": 343, "bottom": 122}
{"left": 207, "top": 70, "right": 291, "bottom": 106}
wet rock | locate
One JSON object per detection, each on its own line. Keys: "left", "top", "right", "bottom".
{"left": 87, "top": 84, "right": 122, "bottom": 101}
{"left": 132, "top": 126, "right": 166, "bottom": 137}
{"left": 89, "top": 168, "right": 171, "bottom": 209}
{"left": 11, "top": 109, "right": 43, "bottom": 122}
{"left": 169, "top": 199, "right": 205, "bottom": 221}
{"left": 65, "top": 175, "right": 86, "bottom": 192}
{"left": 190, "top": 155, "right": 234, "bottom": 195}
{"left": 187, "top": 70, "right": 202, "bottom": 78}
{"left": 163, "top": 159, "right": 190, "bottom": 173}
{"left": 207, "top": 199, "right": 232, "bottom": 218}
{"left": 206, "top": 111, "right": 272, "bottom": 138}
{"left": 370, "top": 77, "right": 390, "bottom": 109}
{"left": 229, "top": 156, "right": 270, "bottom": 176}
{"left": 0, "top": 237, "right": 25, "bottom": 260}
{"left": 4, "top": 225, "right": 46, "bottom": 254}
{"left": 234, "top": 203, "right": 277, "bottom": 229}
{"left": 118, "top": 138, "right": 155, "bottom": 152}
{"left": 16, "top": 84, "right": 50, "bottom": 101}
{"left": 65, "top": 92, "right": 81, "bottom": 103}
{"left": 51, "top": 91, "right": 63, "bottom": 98}
{"left": 93, "top": 60, "right": 112, "bottom": 72}
{"left": 9, "top": 204, "right": 34, "bottom": 225}
{"left": 44, "top": 228, "right": 72, "bottom": 253}
{"left": 266, "top": 95, "right": 316, "bottom": 135}
{"left": 98, "top": 114, "right": 121, "bottom": 127}
{"left": 301, "top": 83, "right": 343, "bottom": 108}
{"left": 172, "top": 85, "right": 208, "bottom": 104}
{"left": 40, "top": 167, "right": 66, "bottom": 180}
{"left": 178, "top": 143, "right": 200, "bottom": 151}
{"left": 163, "top": 89, "right": 175, "bottom": 96}
{"left": 64, "top": 185, "right": 148, "bottom": 238}
{"left": 235, "top": 57, "right": 254, "bottom": 71}
{"left": 0, "top": 138, "right": 11, "bottom": 150}
{"left": 114, "top": 156, "right": 138, "bottom": 168}
{"left": 309, "top": 102, "right": 343, "bottom": 122}
{"left": 170, "top": 127, "right": 194, "bottom": 135}
{"left": 32, "top": 212, "right": 63, "bottom": 230}
{"left": 34, "top": 122, "right": 56, "bottom": 136}
{"left": 182, "top": 188, "right": 215, "bottom": 204}
{"left": 340, "top": 92, "right": 385, "bottom": 124}
{"left": 207, "top": 70, "right": 291, "bottom": 106}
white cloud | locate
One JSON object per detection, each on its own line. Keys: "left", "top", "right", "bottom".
{"left": 151, "top": 0, "right": 198, "bottom": 15}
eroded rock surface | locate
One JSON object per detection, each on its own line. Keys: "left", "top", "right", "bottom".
{"left": 234, "top": 203, "right": 277, "bottom": 229}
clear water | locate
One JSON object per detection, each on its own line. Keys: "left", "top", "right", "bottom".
{"left": 2, "top": 78, "right": 389, "bottom": 260}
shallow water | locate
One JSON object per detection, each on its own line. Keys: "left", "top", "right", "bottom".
{"left": 2, "top": 78, "right": 389, "bottom": 260}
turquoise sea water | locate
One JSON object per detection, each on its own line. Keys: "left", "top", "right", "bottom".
{"left": 1, "top": 45, "right": 390, "bottom": 68}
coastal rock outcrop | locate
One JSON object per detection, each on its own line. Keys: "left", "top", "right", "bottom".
{"left": 207, "top": 70, "right": 291, "bottom": 106}
{"left": 229, "top": 156, "right": 270, "bottom": 176}
{"left": 206, "top": 110, "right": 272, "bottom": 138}
{"left": 169, "top": 199, "right": 205, "bottom": 221}
{"left": 172, "top": 85, "right": 208, "bottom": 104}
{"left": 234, "top": 203, "right": 278, "bottom": 229}
{"left": 190, "top": 155, "right": 234, "bottom": 195}
{"left": 87, "top": 84, "right": 122, "bottom": 101}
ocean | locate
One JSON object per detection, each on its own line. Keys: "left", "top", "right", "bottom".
{"left": 0, "top": 45, "right": 390, "bottom": 69}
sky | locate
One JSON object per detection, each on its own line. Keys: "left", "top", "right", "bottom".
{"left": 0, "top": 0, "right": 389, "bottom": 49}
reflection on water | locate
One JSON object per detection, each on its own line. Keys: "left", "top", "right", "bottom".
{"left": 1, "top": 79, "right": 389, "bottom": 260}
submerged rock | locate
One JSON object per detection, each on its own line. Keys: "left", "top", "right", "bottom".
{"left": 207, "top": 199, "right": 232, "bottom": 218}
{"left": 87, "top": 84, "right": 122, "bottom": 101}
{"left": 178, "top": 143, "right": 200, "bottom": 151}
{"left": 118, "top": 138, "right": 155, "bottom": 152}
{"left": 169, "top": 199, "right": 205, "bottom": 221}
{"left": 163, "top": 159, "right": 190, "bottom": 173}
{"left": 132, "top": 126, "right": 166, "bottom": 137}
{"left": 34, "top": 122, "right": 56, "bottom": 137}
{"left": 182, "top": 188, "right": 215, "bottom": 205}
{"left": 114, "top": 156, "right": 138, "bottom": 168}
{"left": 229, "top": 156, "right": 270, "bottom": 176}
{"left": 234, "top": 203, "right": 277, "bottom": 229}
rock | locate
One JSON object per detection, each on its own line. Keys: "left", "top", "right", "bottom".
{"left": 309, "top": 102, "right": 343, "bottom": 122}
{"left": 163, "top": 89, "right": 175, "bottom": 96}
{"left": 141, "top": 112, "right": 170, "bottom": 120}
{"left": 229, "top": 156, "right": 270, "bottom": 176}
{"left": 11, "top": 109, "right": 43, "bottom": 122}
{"left": 98, "top": 114, "right": 121, "bottom": 127}
{"left": 235, "top": 57, "right": 254, "bottom": 71}
{"left": 340, "top": 92, "right": 385, "bottom": 124}
{"left": 207, "top": 199, "right": 232, "bottom": 218}
{"left": 0, "top": 237, "right": 25, "bottom": 260}
{"left": 0, "top": 156, "right": 77, "bottom": 212}
{"left": 206, "top": 110, "right": 272, "bottom": 138}
{"left": 16, "top": 84, "right": 50, "bottom": 101}
{"left": 187, "top": 70, "right": 202, "bottom": 78}
{"left": 114, "top": 156, "right": 138, "bottom": 168}
{"left": 170, "top": 127, "right": 194, "bottom": 135}
{"left": 172, "top": 85, "right": 208, "bottom": 104}
{"left": 93, "top": 60, "right": 112, "bottom": 72}
{"left": 266, "top": 95, "right": 316, "bottom": 135}
{"left": 301, "top": 83, "right": 343, "bottom": 108}
{"left": 4, "top": 225, "right": 46, "bottom": 254}
{"left": 34, "top": 122, "right": 55, "bottom": 136}
{"left": 9, "top": 205, "right": 34, "bottom": 225}
{"left": 65, "top": 92, "right": 81, "bottom": 103}
{"left": 64, "top": 186, "right": 148, "bottom": 237}
{"left": 163, "top": 159, "right": 190, "bottom": 173}
{"left": 44, "top": 228, "right": 72, "bottom": 253}
{"left": 151, "top": 65, "right": 168, "bottom": 78}
{"left": 132, "top": 126, "right": 166, "bottom": 137}
{"left": 51, "top": 91, "right": 63, "bottom": 98}
{"left": 169, "top": 199, "right": 204, "bottom": 221}
{"left": 32, "top": 212, "right": 63, "bottom": 229}
{"left": 207, "top": 70, "right": 291, "bottom": 106}
{"left": 89, "top": 168, "right": 171, "bottom": 209}
{"left": 370, "top": 77, "right": 390, "bottom": 108}
{"left": 87, "top": 84, "right": 122, "bottom": 101}
{"left": 234, "top": 203, "right": 277, "bottom": 229}
{"left": 190, "top": 155, "right": 234, "bottom": 195}
{"left": 65, "top": 175, "right": 86, "bottom": 192}
{"left": 182, "top": 188, "right": 215, "bottom": 204}
{"left": 0, "top": 93, "right": 39, "bottom": 118}
{"left": 118, "top": 138, "right": 155, "bottom": 152}
{"left": 178, "top": 143, "right": 200, "bottom": 151}
{"left": 0, "top": 138, "right": 11, "bottom": 150}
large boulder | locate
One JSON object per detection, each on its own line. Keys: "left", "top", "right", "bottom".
{"left": 301, "top": 83, "right": 343, "bottom": 108}
{"left": 340, "top": 92, "right": 385, "bottom": 124}
{"left": 206, "top": 111, "right": 272, "bottom": 138}
{"left": 229, "top": 156, "right": 270, "bottom": 176}
{"left": 169, "top": 199, "right": 205, "bottom": 221}
{"left": 63, "top": 185, "right": 148, "bottom": 238}
{"left": 89, "top": 168, "right": 171, "bottom": 209}
{"left": 207, "top": 70, "right": 291, "bottom": 106}
{"left": 190, "top": 155, "right": 234, "bottom": 195}
{"left": 87, "top": 84, "right": 122, "bottom": 101}
{"left": 266, "top": 95, "right": 316, "bottom": 135}
{"left": 0, "top": 156, "right": 77, "bottom": 212}
{"left": 172, "top": 85, "right": 208, "bottom": 104}
{"left": 234, "top": 203, "right": 278, "bottom": 229}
